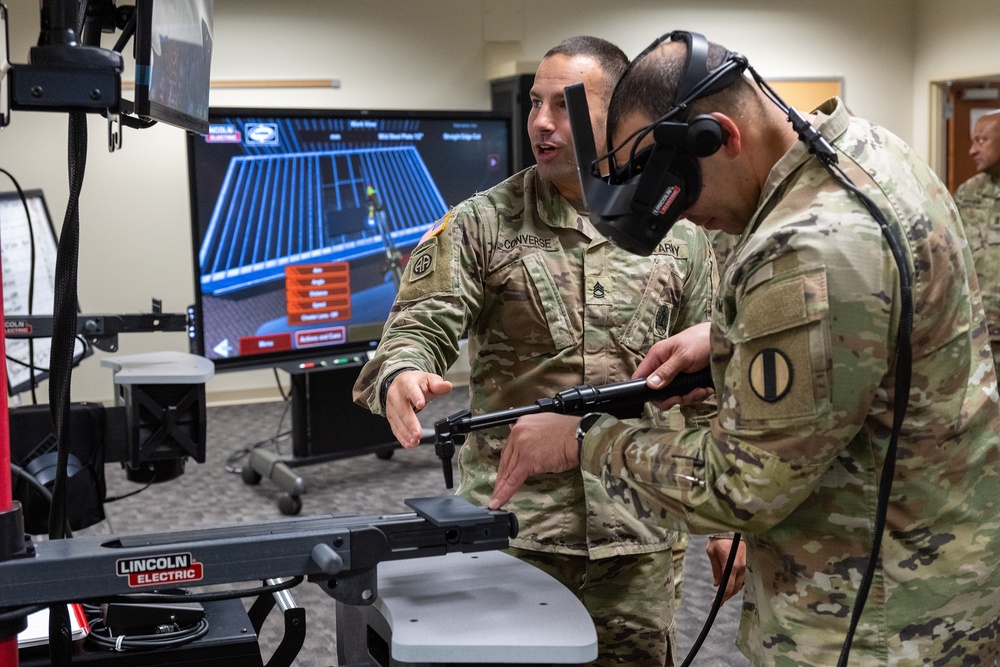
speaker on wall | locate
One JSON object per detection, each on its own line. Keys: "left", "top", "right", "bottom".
{"left": 491, "top": 73, "right": 536, "bottom": 172}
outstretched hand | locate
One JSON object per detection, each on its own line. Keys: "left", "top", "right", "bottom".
{"left": 489, "top": 413, "right": 580, "bottom": 509}
{"left": 385, "top": 370, "right": 452, "bottom": 448}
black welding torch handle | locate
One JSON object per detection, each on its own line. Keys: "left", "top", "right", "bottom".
{"left": 434, "top": 367, "right": 713, "bottom": 488}
{"left": 551, "top": 367, "right": 714, "bottom": 414}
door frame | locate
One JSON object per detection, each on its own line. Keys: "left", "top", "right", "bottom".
{"left": 931, "top": 76, "right": 1000, "bottom": 193}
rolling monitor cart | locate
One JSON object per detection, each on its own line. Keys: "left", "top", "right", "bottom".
{"left": 241, "top": 353, "right": 399, "bottom": 516}
{"left": 187, "top": 107, "right": 512, "bottom": 514}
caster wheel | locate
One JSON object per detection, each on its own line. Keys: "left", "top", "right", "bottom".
{"left": 376, "top": 448, "right": 394, "bottom": 460}
{"left": 278, "top": 493, "right": 303, "bottom": 516}
{"left": 242, "top": 466, "right": 262, "bottom": 485}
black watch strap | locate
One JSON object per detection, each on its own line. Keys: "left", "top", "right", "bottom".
{"left": 380, "top": 367, "right": 418, "bottom": 410}
{"left": 576, "top": 412, "right": 603, "bottom": 451}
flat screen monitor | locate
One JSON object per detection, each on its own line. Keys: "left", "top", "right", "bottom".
{"left": 187, "top": 107, "right": 511, "bottom": 372}
{"left": 0, "top": 189, "right": 91, "bottom": 395}
{"left": 133, "top": 0, "right": 214, "bottom": 135}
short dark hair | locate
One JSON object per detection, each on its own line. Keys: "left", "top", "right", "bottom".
{"left": 544, "top": 36, "right": 628, "bottom": 98}
{"left": 607, "top": 37, "right": 752, "bottom": 142}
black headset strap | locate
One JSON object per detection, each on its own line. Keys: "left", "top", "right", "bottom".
{"left": 606, "top": 31, "right": 748, "bottom": 178}
{"left": 605, "top": 31, "right": 675, "bottom": 159}
{"left": 675, "top": 31, "right": 710, "bottom": 103}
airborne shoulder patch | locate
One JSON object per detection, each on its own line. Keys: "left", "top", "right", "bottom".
{"left": 407, "top": 244, "right": 436, "bottom": 283}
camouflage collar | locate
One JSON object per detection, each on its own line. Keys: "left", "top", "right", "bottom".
{"left": 750, "top": 97, "right": 850, "bottom": 232}
{"left": 527, "top": 167, "right": 601, "bottom": 241}
{"left": 964, "top": 171, "right": 1000, "bottom": 195}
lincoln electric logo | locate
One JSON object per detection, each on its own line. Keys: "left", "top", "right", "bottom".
{"left": 206, "top": 123, "right": 241, "bottom": 143}
{"left": 117, "top": 552, "right": 204, "bottom": 587}
{"left": 245, "top": 123, "right": 280, "bottom": 146}
{"left": 653, "top": 186, "right": 680, "bottom": 216}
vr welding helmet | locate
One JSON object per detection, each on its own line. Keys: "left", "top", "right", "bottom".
{"left": 567, "top": 31, "right": 749, "bottom": 255}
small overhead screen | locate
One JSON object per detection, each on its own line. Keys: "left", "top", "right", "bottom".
{"left": 0, "top": 190, "right": 90, "bottom": 395}
{"left": 133, "top": 0, "right": 214, "bottom": 135}
{"left": 186, "top": 107, "right": 511, "bottom": 372}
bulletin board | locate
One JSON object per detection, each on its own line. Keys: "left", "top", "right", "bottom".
{"left": 0, "top": 190, "right": 90, "bottom": 395}
{"left": 767, "top": 78, "right": 844, "bottom": 112}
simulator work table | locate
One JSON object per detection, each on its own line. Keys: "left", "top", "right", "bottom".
{"left": 336, "top": 550, "right": 598, "bottom": 666}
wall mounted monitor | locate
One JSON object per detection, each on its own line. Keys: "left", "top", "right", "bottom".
{"left": 186, "top": 107, "right": 511, "bottom": 372}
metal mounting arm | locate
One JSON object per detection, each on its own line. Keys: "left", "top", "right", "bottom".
{"left": 0, "top": 496, "right": 517, "bottom": 616}
{"left": 4, "top": 300, "right": 193, "bottom": 352}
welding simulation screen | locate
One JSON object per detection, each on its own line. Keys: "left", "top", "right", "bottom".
{"left": 186, "top": 109, "right": 510, "bottom": 370}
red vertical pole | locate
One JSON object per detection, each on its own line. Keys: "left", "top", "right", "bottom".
{"left": 0, "top": 255, "right": 19, "bottom": 665}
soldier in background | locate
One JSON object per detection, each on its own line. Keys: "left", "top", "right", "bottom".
{"left": 354, "top": 35, "right": 743, "bottom": 666}
{"left": 955, "top": 110, "right": 1000, "bottom": 369}
{"left": 491, "top": 32, "right": 1000, "bottom": 666}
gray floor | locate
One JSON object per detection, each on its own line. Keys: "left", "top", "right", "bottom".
{"left": 74, "top": 390, "right": 748, "bottom": 666}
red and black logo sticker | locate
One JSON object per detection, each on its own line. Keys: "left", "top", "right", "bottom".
{"left": 116, "top": 552, "right": 204, "bottom": 588}
{"left": 4, "top": 320, "right": 32, "bottom": 336}
{"left": 748, "top": 348, "right": 793, "bottom": 403}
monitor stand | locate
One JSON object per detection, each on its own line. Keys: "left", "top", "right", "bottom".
{"left": 241, "top": 358, "right": 401, "bottom": 515}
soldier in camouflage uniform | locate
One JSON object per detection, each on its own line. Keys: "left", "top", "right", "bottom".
{"left": 491, "top": 35, "right": 1000, "bottom": 667}
{"left": 955, "top": 110, "right": 1000, "bottom": 370}
{"left": 705, "top": 229, "right": 740, "bottom": 271}
{"left": 354, "top": 36, "right": 741, "bottom": 666}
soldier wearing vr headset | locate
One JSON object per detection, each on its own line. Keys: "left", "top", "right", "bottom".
{"left": 354, "top": 36, "right": 742, "bottom": 666}
{"left": 491, "top": 32, "right": 1000, "bottom": 666}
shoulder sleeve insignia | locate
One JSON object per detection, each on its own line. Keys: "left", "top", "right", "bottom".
{"left": 748, "top": 347, "right": 793, "bottom": 403}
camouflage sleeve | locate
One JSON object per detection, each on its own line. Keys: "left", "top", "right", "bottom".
{"left": 580, "top": 200, "right": 895, "bottom": 535}
{"left": 953, "top": 178, "right": 974, "bottom": 212}
{"left": 352, "top": 202, "right": 487, "bottom": 415}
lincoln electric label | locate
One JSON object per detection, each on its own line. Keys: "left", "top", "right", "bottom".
{"left": 116, "top": 552, "right": 204, "bottom": 587}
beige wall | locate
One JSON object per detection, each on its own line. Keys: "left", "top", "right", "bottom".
{"left": 0, "top": 0, "right": 993, "bottom": 405}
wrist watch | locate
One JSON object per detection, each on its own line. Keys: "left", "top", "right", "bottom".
{"left": 380, "top": 367, "right": 418, "bottom": 410}
{"left": 575, "top": 412, "right": 603, "bottom": 452}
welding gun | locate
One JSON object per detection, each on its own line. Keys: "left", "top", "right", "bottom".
{"left": 433, "top": 368, "right": 713, "bottom": 488}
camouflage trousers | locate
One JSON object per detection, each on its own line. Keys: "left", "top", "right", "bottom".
{"left": 507, "top": 542, "right": 684, "bottom": 667}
